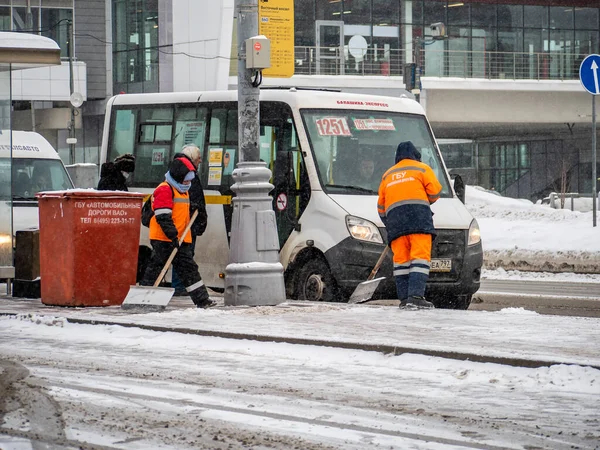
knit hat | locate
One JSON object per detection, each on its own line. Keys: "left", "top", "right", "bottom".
{"left": 395, "top": 141, "right": 421, "bottom": 164}
{"left": 114, "top": 153, "right": 136, "bottom": 173}
{"left": 169, "top": 157, "right": 195, "bottom": 183}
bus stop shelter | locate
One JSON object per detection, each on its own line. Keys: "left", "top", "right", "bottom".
{"left": 0, "top": 32, "right": 61, "bottom": 294}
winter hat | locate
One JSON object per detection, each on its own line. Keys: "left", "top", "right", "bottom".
{"left": 114, "top": 153, "right": 136, "bottom": 173}
{"left": 395, "top": 141, "right": 421, "bottom": 164}
{"left": 169, "top": 157, "right": 195, "bottom": 183}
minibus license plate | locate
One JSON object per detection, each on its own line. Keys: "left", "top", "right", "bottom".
{"left": 431, "top": 259, "right": 452, "bottom": 272}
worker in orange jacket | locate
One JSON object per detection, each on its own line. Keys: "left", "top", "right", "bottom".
{"left": 140, "top": 157, "right": 214, "bottom": 308}
{"left": 378, "top": 141, "right": 442, "bottom": 308}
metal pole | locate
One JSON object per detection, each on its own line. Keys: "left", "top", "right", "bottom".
{"left": 593, "top": 94, "right": 597, "bottom": 227}
{"left": 414, "top": 36, "right": 421, "bottom": 103}
{"left": 224, "top": 0, "right": 285, "bottom": 306}
{"left": 68, "top": 19, "right": 76, "bottom": 164}
{"left": 237, "top": 2, "right": 259, "bottom": 162}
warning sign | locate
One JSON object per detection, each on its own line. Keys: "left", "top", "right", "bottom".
{"left": 276, "top": 193, "right": 288, "bottom": 211}
{"left": 259, "top": 0, "right": 294, "bottom": 78}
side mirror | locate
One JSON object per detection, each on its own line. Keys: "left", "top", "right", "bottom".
{"left": 452, "top": 174, "right": 466, "bottom": 204}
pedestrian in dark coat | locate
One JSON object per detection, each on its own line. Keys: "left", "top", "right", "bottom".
{"left": 97, "top": 153, "right": 136, "bottom": 191}
{"left": 171, "top": 145, "right": 208, "bottom": 295}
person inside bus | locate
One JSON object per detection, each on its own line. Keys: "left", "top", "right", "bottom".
{"left": 97, "top": 153, "right": 136, "bottom": 191}
{"left": 356, "top": 153, "right": 379, "bottom": 192}
{"left": 170, "top": 144, "right": 208, "bottom": 296}
{"left": 141, "top": 156, "right": 214, "bottom": 308}
{"left": 378, "top": 140, "right": 442, "bottom": 309}
{"left": 31, "top": 170, "right": 52, "bottom": 194}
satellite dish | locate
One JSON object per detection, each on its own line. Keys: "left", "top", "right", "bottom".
{"left": 69, "top": 92, "right": 84, "bottom": 108}
{"left": 348, "top": 35, "right": 368, "bottom": 59}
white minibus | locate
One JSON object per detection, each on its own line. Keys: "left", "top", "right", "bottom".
{"left": 100, "top": 89, "right": 482, "bottom": 309}
{"left": 0, "top": 130, "right": 74, "bottom": 234}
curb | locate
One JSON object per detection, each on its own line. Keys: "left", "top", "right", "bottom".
{"left": 3, "top": 312, "right": 597, "bottom": 371}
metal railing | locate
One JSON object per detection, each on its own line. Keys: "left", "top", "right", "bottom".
{"left": 293, "top": 46, "right": 588, "bottom": 81}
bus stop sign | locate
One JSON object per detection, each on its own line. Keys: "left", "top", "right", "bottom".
{"left": 579, "top": 54, "right": 600, "bottom": 95}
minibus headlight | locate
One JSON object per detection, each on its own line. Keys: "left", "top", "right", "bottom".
{"left": 346, "top": 216, "right": 383, "bottom": 244}
{"left": 0, "top": 234, "right": 12, "bottom": 246}
{"left": 468, "top": 219, "right": 481, "bottom": 246}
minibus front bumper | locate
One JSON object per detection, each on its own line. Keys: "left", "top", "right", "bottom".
{"left": 325, "top": 230, "right": 483, "bottom": 303}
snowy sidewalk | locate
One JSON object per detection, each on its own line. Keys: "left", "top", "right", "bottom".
{"left": 1, "top": 294, "right": 599, "bottom": 369}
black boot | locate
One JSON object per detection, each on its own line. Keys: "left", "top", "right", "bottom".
{"left": 402, "top": 296, "right": 434, "bottom": 309}
{"left": 191, "top": 290, "right": 216, "bottom": 309}
{"left": 195, "top": 298, "right": 217, "bottom": 309}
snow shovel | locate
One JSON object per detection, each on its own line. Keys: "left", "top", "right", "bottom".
{"left": 348, "top": 245, "right": 390, "bottom": 304}
{"left": 121, "top": 210, "right": 199, "bottom": 312}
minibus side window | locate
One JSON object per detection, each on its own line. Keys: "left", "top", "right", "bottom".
{"left": 133, "top": 106, "right": 174, "bottom": 187}
{"left": 110, "top": 108, "right": 137, "bottom": 161}
{"left": 173, "top": 106, "right": 209, "bottom": 156}
{"left": 206, "top": 105, "right": 239, "bottom": 192}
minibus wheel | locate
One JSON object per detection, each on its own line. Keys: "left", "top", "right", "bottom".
{"left": 294, "top": 258, "right": 339, "bottom": 302}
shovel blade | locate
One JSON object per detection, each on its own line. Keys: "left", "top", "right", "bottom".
{"left": 348, "top": 277, "right": 386, "bottom": 304}
{"left": 120, "top": 285, "right": 174, "bottom": 311}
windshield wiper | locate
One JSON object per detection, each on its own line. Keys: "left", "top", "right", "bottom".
{"left": 12, "top": 195, "right": 36, "bottom": 201}
{"left": 325, "top": 184, "right": 378, "bottom": 195}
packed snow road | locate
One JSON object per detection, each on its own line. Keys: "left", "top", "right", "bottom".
{"left": 0, "top": 315, "right": 598, "bottom": 450}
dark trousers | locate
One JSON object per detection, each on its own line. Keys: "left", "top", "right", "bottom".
{"left": 141, "top": 240, "right": 209, "bottom": 305}
{"left": 171, "top": 234, "right": 196, "bottom": 291}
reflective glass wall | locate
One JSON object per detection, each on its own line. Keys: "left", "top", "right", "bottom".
{"left": 293, "top": 0, "right": 600, "bottom": 79}
{"left": 112, "top": 0, "right": 159, "bottom": 94}
{"left": 0, "top": 0, "right": 73, "bottom": 58}
{"left": 0, "top": 64, "right": 12, "bottom": 277}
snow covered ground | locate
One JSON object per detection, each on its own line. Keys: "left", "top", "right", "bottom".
{"left": 466, "top": 186, "right": 600, "bottom": 274}
{"left": 1, "top": 186, "right": 600, "bottom": 449}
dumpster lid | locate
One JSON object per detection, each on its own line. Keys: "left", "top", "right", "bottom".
{"left": 36, "top": 189, "right": 147, "bottom": 199}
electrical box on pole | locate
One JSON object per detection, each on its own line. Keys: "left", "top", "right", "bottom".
{"left": 404, "top": 63, "right": 416, "bottom": 91}
{"left": 246, "top": 35, "right": 271, "bottom": 69}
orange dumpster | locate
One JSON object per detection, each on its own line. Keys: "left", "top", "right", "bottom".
{"left": 37, "top": 191, "right": 146, "bottom": 306}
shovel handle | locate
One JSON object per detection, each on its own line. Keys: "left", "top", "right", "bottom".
{"left": 153, "top": 210, "right": 199, "bottom": 287}
{"left": 367, "top": 245, "right": 390, "bottom": 281}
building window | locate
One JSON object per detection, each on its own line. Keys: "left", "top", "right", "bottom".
{"left": 477, "top": 141, "right": 530, "bottom": 194}
{"left": 41, "top": 8, "right": 72, "bottom": 58}
{"left": 113, "top": 0, "right": 159, "bottom": 94}
{"left": 13, "top": 6, "right": 39, "bottom": 32}
{"left": 0, "top": 7, "right": 10, "bottom": 30}
{"left": 0, "top": 3, "right": 73, "bottom": 57}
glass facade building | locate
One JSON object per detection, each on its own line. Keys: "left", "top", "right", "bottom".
{"left": 294, "top": 0, "right": 600, "bottom": 79}
{"left": 0, "top": 0, "right": 73, "bottom": 58}
{"left": 105, "top": 1, "right": 600, "bottom": 200}
{"left": 112, "top": 0, "right": 159, "bottom": 94}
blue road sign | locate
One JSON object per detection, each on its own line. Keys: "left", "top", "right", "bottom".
{"left": 580, "top": 54, "right": 600, "bottom": 95}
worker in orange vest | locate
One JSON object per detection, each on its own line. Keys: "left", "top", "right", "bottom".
{"left": 378, "top": 141, "right": 442, "bottom": 309}
{"left": 141, "top": 157, "right": 214, "bottom": 308}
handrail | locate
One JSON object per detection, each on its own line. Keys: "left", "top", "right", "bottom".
{"left": 293, "top": 46, "right": 588, "bottom": 81}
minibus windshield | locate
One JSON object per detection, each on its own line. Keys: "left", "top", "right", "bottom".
{"left": 0, "top": 158, "right": 73, "bottom": 200}
{"left": 301, "top": 109, "right": 451, "bottom": 196}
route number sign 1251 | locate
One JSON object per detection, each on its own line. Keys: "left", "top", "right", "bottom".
{"left": 315, "top": 117, "right": 352, "bottom": 136}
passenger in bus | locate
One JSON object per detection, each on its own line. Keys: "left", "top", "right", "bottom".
{"left": 97, "top": 153, "right": 136, "bottom": 191}
{"left": 378, "top": 141, "right": 442, "bottom": 309}
{"left": 31, "top": 170, "right": 51, "bottom": 193}
{"left": 141, "top": 157, "right": 214, "bottom": 308}
{"left": 356, "top": 153, "right": 379, "bottom": 192}
{"left": 170, "top": 144, "right": 208, "bottom": 297}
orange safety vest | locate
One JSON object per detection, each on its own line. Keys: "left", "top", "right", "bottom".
{"left": 148, "top": 182, "right": 192, "bottom": 244}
